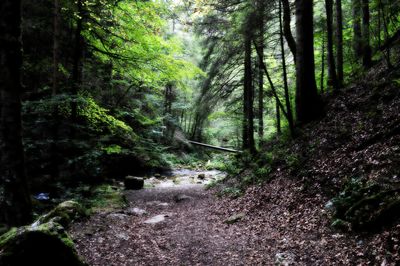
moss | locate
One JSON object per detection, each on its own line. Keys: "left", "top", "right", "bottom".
{"left": 35, "top": 200, "right": 87, "bottom": 228}
{"left": 0, "top": 222, "right": 86, "bottom": 266}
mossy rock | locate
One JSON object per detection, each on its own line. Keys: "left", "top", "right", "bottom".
{"left": 35, "top": 200, "right": 87, "bottom": 228}
{"left": 0, "top": 221, "right": 86, "bottom": 266}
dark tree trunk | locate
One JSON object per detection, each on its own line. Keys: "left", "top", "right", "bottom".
{"left": 325, "top": 0, "right": 338, "bottom": 91}
{"left": 320, "top": 24, "right": 326, "bottom": 93}
{"left": 51, "top": 0, "right": 60, "bottom": 179}
{"left": 361, "top": 0, "right": 372, "bottom": 68}
{"left": 0, "top": 0, "right": 33, "bottom": 226}
{"left": 295, "top": 0, "right": 323, "bottom": 123}
{"left": 279, "top": 0, "right": 295, "bottom": 137}
{"left": 336, "top": 0, "right": 344, "bottom": 88}
{"left": 243, "top": 33, "right": 255, "bottom": 153}
{"left": 281, "top": 0, "right": 297, "bottom": 61}
{"left": 276, "top": 99, "right": 281, "bottom": 135}
{"left": 257, "top": 0, "right": 265, "bottom": 143}
{"left": 352, "top": 0, "right": 363, "bottom": 58}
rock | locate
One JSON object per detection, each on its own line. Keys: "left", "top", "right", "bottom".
{"left": 173, "top": 194, "right": 193, "bottom": 203}
{"left": 154, "top": 174, "right": 161, "bottom": 178}
{"left": 124, "top": 176, "right": 144, "bottom": 190}
{"left": 34, "top": 200, "right": 87, "bottom": 228}
{"left": 275, "top": 252, "right": 295, "bottom": 266}
{"left": 224, "top": 213, "right": 245, "bottom": 224}
{"left": 197, "top": 173, "right": 206, "bottom": 180}
{"left": 107, "top": 213, "right": 128, "bottom": 220}
{"left": 125, "top": 207, "right": 147, "bottom": 216}
{"left": 0, "top": 221, "right": 86, "bottom": 266}
{"left": 144, "top": 215, "right": 167, "bottom": 224}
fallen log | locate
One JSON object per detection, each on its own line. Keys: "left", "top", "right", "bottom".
{"left": 188, "top": 140, "right": 241, "bottom": 153}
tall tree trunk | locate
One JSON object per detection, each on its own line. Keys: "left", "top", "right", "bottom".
{"left": 352, "top": 0, "right": 363, "bottom": 58}
{"left": 279, "top": 0, "right": 295, "bottom": 137}
{"left": 325, "top": 0, "right": 338, "bottom": 91}
{"left": 276, "top": 99, "right": 281, "bottom": 135}
{"left": 336, "top": 0, "right": 344, "bottom": 88}
{"left": 0, "top": 0, "right": 33, "bottom": 226}
{"left": 257, "top": 0, "right": 265, "bottom": 143}
{"left": 243, "top": 33, "right": 255, "bottom": 153}
{"left": 281, "top": 0, "right": 297, "bottom": 61}
{"left": 361, "top": 0, "right": 372, "bottom": 68}
{"left": 320, "top": 24, "right": 326, "bottom": 93}
{"left": 295, "top": 0, "right": 323, "bottom": 123}
{"left": 379, "top": 0, "right": 392, "bottom": 68}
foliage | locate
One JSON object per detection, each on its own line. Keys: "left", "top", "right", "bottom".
{"left": 331, "top": 178, "right": 400, "bottom": 231}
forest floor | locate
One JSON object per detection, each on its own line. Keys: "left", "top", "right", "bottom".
{"left": 70, "top": 60, "right": 400, "bottom": 265}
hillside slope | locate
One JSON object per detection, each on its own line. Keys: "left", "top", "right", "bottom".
{"left": 214, "top": 58, "right": 400, "bottom": 264}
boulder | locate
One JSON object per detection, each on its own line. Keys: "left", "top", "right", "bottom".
{"left": 124, "top": 176, "right": 144, "bottom": 190}
{"left": 34, "top": 200, "right": 87, "bottom": 228}
{"left": 0, "top": 221, "right": 86, "bottom": 266}
{"left": 224, "top": 213, "right": 245, "bottom": 224}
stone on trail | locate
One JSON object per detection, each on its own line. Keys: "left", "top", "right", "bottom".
{"left": 224, "top": 213, "right": 245, "bottom": 224}
{"left": 124, "top": 176, "right": 144, "bottom": 190}
{"left": 197, "top": 173, "right": 206, "bottom": 180}
{"left": 125, "top": 207, "right": 147, "bottom": 216}
{"left": 144, "top": 214, "right": 168, "bottom": 224}
{"left": 275, "top": 252, "right": 295, "bottom": 266}
{"left": 173, "top": 194, "right": 193, "bottom": 203}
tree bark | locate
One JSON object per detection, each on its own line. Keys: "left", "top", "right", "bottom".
{"left": 281, "top": 0, "right": 297, "bottom": 61}
{"left": 295, "top": 0, "right": 323, "bottom": 123}
{"left": 243, "top": 33, "right": 255, "bottom": 153}
{"left": 279, "top": 0, "right": 295, "bottom": 137}
{"left": 352, "top": 0, "right": 363, "bottom": 58}
{"left": 257, "top": 0, "right": 265, "bottom": 143}
{"left": 336, "top": 0, "right": 344, "bottom": 88}
{"left": 0, "top": 0, "right": 33, "bottom": 226}
{"left": 361, "top": 0, "right": 372, "bottom": 68}
{"left": 325, "top": 0, "right": 338, "bottom": 91}
{"left": 320, "top": 25, "right": 326, "bottom": 94}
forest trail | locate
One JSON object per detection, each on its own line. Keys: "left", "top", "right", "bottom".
{"left": 70, "top": 170, "right": 262, "bottom": 265}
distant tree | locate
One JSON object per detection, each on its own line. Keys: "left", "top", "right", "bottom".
{"left": 0, "top": 0, "right": 33, "bottom": 226}
{"left": 281, "top": 0, "right": 297, "bottom": 61}
{"left": 362, "top": 0, "right": 372, "bottom": 68}
{"left": 352, "top": 0, "right": 363, "bottom": 58}
{"left": 336, "top": 0, "right": 344, "bottom": 88}
{"left": 295, "top": 0, "right": 323, "bottom": 123}
{"left": 243, "top": 26, "right": 255, "bottom": 153}
{"left": 325, "top": 0, "right": 338, "bottom": 91}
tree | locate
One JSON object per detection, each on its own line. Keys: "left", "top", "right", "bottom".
{"left": 295, "top": 0, "right": 323, "bottom": 123}
{"left": 0, "top": 0, "right": 33, "bottom": 226}
{"left": 336, "top": 0, "right": 344, "bottom": 88}
{"left": 281, "top": 0, "right": 297, "bottom": 61}
{"left": 362, "top": 0, "right": 372, "bottom": 68}
{"left": 243, "top": 28, "right": 255, "bottom": 153}
{"left": 279, "top": 0, "right": 295, "bottom": 136}
{"left": 352, "top": 0, "right": 363, "bottom": 58}
{"left": 256, "top": 0, "right": 265, "bottom": 143}
{"left": 325, "top": 0, "right": 338, "bottom": 91}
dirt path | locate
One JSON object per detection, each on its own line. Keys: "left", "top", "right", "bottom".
{"left": 70, "top": 168, "right": 400, "bottom": 265}
{"left": 70, "top": 170, "right": 258, "bottom": 265}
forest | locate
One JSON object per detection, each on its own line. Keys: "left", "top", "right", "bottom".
{"left": 0, "top": 0, "right": 400, "bottom": 265}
